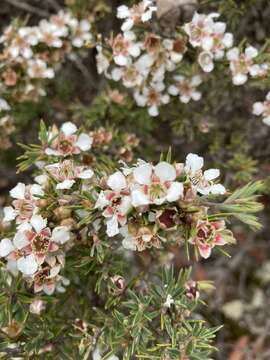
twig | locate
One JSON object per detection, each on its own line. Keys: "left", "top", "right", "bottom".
{"left": 3, "top": 0, "right": 50, "bottom": 17}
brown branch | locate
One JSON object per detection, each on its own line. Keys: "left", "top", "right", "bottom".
{"left": 3, "top": 0, "right": 50, "bottom": 17}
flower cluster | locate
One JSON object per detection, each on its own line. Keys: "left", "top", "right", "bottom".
{"left": 0, "top": 119, "right": 262, "bottom": 295}
{"left": 253, "top": 91, "right": 270, "bottom": 126}
{"left": 0, "top": 10, "right": 92, "bottom": 104}
{"left": 0, "top": 212, "right": 71, "bottom": 294}
{"left": 95, "top": 153, "right": 230, "bottom": 256}
{"left": 226, "top": 46, "right": 268, "bottom": 85}
{"left": 0, "top": 122, "right": 95, "bottom": 294}
{"left": 97, "top": 1, "right": 190, "bottom": 116}
{"left": 97, "top": 2, "right": 269, "bottom": 123}
{"left": 184, "top": 12, "right": 233, "bottom": 73}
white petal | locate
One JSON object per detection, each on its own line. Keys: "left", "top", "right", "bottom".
{"left": 121, "top": 19, "right": 134, "bottom": 32}
{"left": 191, "top": 75, "right": 202, "bottom": 86}
{"left": 0, "top": 238, "right": 14, "bottom": 257}
{"left": 34, "top": 174, "right": 48, "bottom": 186}
{"left": 51, "top": 226, "right": 70, "bottom": 244}
{"left": 45, "top": 148, "right": 60, "bottom": 156}
{"left": 56, "top": 180, "right": 76, "bottom": 189}
{"left": 223, "top": 33, "right": 233, "bottom": 48}
{"left": 213, "top": 21, "right": 226, "bottom": 34}
{"left": 180, "top": 95, "right": 190, "bottom": 103}
{"left": 114, "top": 54, "right": 128, "bottom": 66}
{"left": 129, "top": 44, "right": 141, "bottom": 57}
{"left": 249, "top": 64, "right": 260, "bottom": 77}
{"left": 202, "top": 36, "right": 214, "bottom": 51}
{"left": 185, "top": 153, "right": 204, "bottom": 175}
{"left": 17, "top": 254, "right": 38, "bottom": 275}
{"left": 226, "top": 47, "right": 239, "bottom": 61}
{"left": 168, "top": 85, "right": 179, "bottom": 96}
{"left": 30, "top": 184, "right": 44, "bottom": 197}
{"left": 166, "top": 182, "right": 183, "bottom": 202}
{"left": 233, "top": 73, "right": 247, "bottom": 85}
{"left": 30, "top": 215, "right": 47, "bottom": 233}
{"left": 78, "top": 169, "right": 94, "bottom": 179}
{"left": 191, "top": 91, "right": 202, "bottom": 101}
{"left": 148, "top": 105, "right": 159, "bottom": 117}
{"left": 262, "top": 116, "right": 270, "bottom": 126}
{"left": 245, "top": 46, "right": 258, "bottom": 59}
{"left": 161, "top": 94, "right": 170, "bottom": 104}
{"left": 154, "top": 162, "right": 176, "bottom": 182}
{"left": 10, "top": 183, "right": 25, "bottom": 200}
{"left": 107, "top": 171, "right": 127, "bottom": 191}
{"left": 252, "top": 102, "right": 264, "bottom": 116}
{"left": 117, "top": 5, "right": 130, "bottom": 19}
{"left": 6, "top": 259, "right": 18, "bottom": 275}
{"left": 17, "top": 222, "right": 32, "bottom": 232}
{"left": 13, "top": 232, "right": 30, "bottom": 249}
{"left": 111, "top": 67, "right": 123, "bottom": 81}
{"left": 131, "top": 189, "right": 149, "bottom": 207}
{"left": 118, "top": 196, "right": 132, "bottom": 215}
{"left": 133, "top": 163, "right": 152, "bottom": 185}
{"left": 61, "top": 122, "right": 77, "bottom": 136}
{"left": 204, "top": 169, "right": 220, "bottom": 181}
{"left": 3, "top": 206, "right": 17, "bottom": 222}
{"left": 106, "top": 215, "right": 119, "bottom": 237}
{"left": 76, "top": 133, "right": 93, "bottom": 151}
{"left": 209, "top": 184, "right": 226, "bottom": 194}
{"left": 95, "top": 192, "right": 109, "bottom": 209}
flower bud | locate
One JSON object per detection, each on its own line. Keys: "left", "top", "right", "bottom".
{"left": 2, "top": 320, "right": 22, "bottom": 338}
{"left": 36, "top": 199, "right": 48, "bottom": 208}
{"left": 157, "top": 209, "right": 177, "bottom": 230}
{"left": 60, "top": 218, "right": 77, "bottom": 228}
{"left": 109, "top": 275, "right": 126, "bottom": 295}
{"left": 185, "top": 280, "right": 200, "bottom": 300}
{"left": 54, "top": 206, "right": 72, "bottom": 220}
{"left": 29, "top": 299, "right": 46, "bottom": 315}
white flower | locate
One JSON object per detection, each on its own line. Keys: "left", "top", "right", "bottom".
{"left": 95, "top": 170, "right": 131, "bottom": 237}
{"left": 117, "top": 1, "right": 156, "bottom": 32}
{"left": 134, "top": 83, "right": 170, "bottom": 117}
{"left": 198, "top": 51, "right": 214, "bottom": 72}
{"left": 184, "top": 153, "right": 225, "bottom": 195}
{"left": 27, "top": 59, "right": 55, "bottom": 79}
{"left": 71, "top": 19, "right": 92, "bottom": 47}
{"left": 45, "top": 122, "right": 93, "bottom": 156}
{"left": 168, "top": 75, "right": 202, "bottom": 103}
{"left": 185, "top": 153, "right": 204, "bottom": 176}
{"left": 164, "top": 294, "right": 174, "bottom": 308}
{"left": 38, "top": 20, "right": 63, "bottom": 47}
{"left": 29, "top": 299, "right": 46, "bottom": 315}
{"left": 131, "top": 161, "right": 183, "bottom": 206}
{"left": 111, "top": 32, "right": 141, "bottom": 66}
{"left": 46, "top": 160, "right": 93, "bottom": 190}
{"left": 227, "top": 46, "right": 259, "bottom": 85}
{"left": 3, "top": 183, "right": 42, "bottom": 224}
{"left": 252, "top": 92, "right": 270, "bottom": 126}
